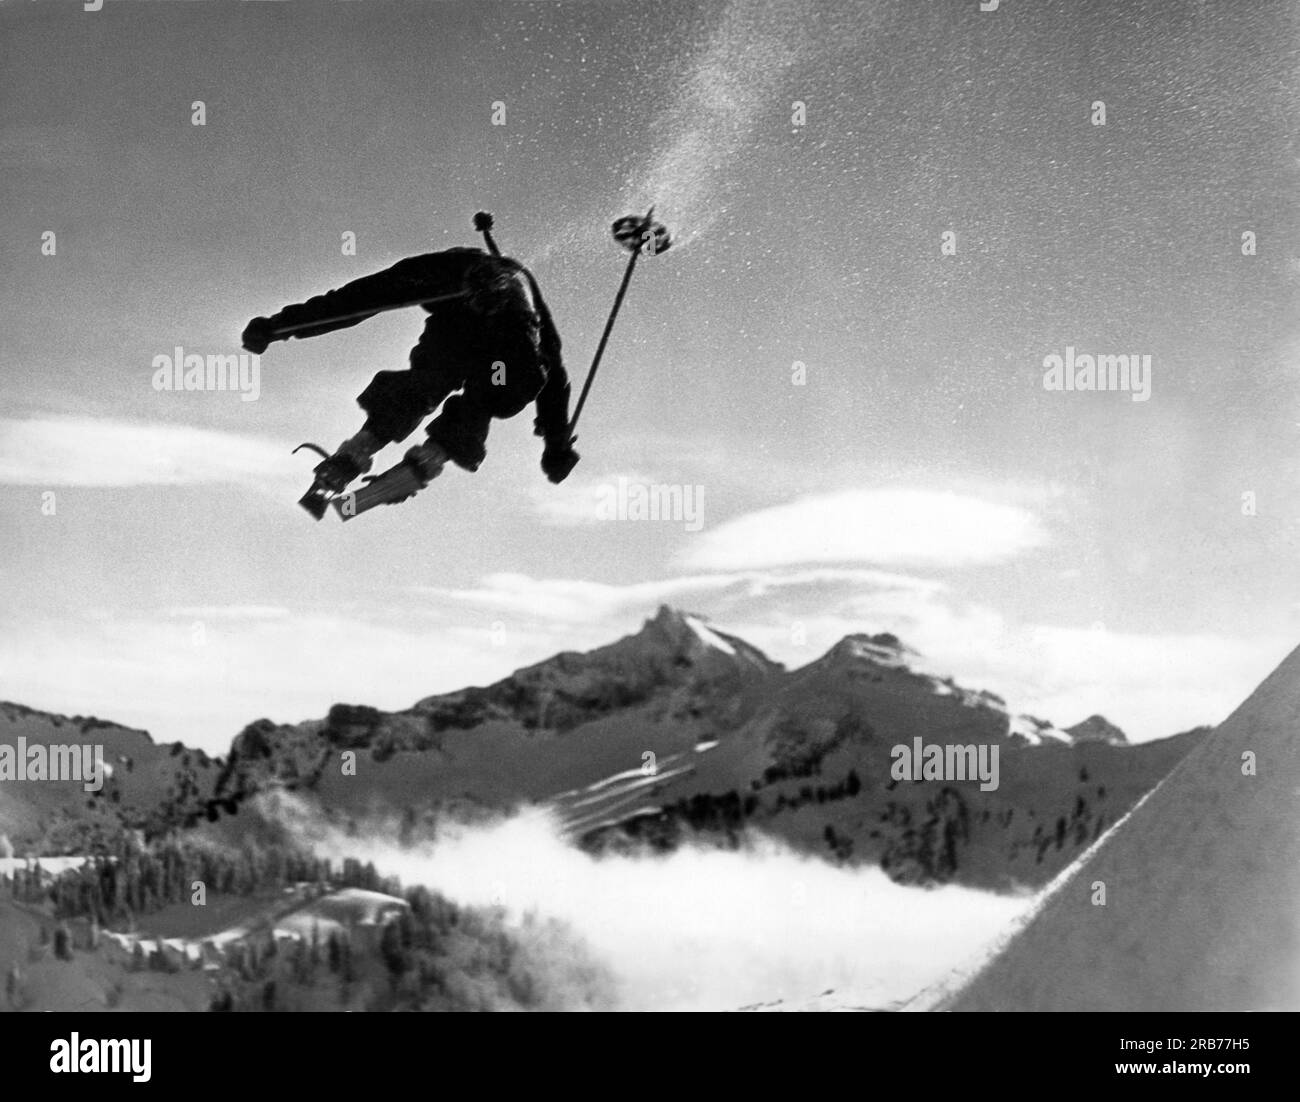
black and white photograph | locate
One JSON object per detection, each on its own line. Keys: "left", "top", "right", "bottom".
{"left": 1, "top": 0, "right": 1296, "bottom": 1060}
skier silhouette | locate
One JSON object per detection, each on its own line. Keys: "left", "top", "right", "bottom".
{"left": 242, "top": 244, "right": 579, "bottom": 516}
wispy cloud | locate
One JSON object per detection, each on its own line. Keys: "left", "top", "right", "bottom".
{"left": 416, "top": 566, "right": 942, "bottom": 624}
{"left": 675, "top": 489, "right": 1050, "bottom": 571}
{"left": 0, "top": 416, "right": 298, "bottom": 491}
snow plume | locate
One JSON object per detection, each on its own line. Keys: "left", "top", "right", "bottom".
{"left": 621, "top": 0, "right": 814, "bottom": 250}
{"left": 258, "top": 791, "right": 1026, "bottom": 1011}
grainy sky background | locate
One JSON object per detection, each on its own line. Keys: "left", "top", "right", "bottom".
{"left": 2, "top": 0, "right": 1297, "bottom": 751}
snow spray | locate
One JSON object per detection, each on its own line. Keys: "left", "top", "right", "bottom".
{"left": 619, "top": 0, "right": 813, "bottom": 250}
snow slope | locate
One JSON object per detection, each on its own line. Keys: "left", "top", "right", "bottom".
{"left": 935, "top": 643, "right": 1300, "bottom": 1011}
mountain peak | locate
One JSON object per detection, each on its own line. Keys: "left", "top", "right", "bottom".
{"left": 825, "top": 632, "right": 919, "bottom": 669}
{"left": 1065, "top": 714, "right": 1129, "bottom": 745}
{"left": 640, "top": 606, "right": 780, "bottom": 671}
{"left": 646, "top": 603, "right": 695, "bottom": 635}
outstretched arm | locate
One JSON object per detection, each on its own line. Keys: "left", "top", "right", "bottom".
{"left": 241, "top": 252, "right": 472, "bottom": 352}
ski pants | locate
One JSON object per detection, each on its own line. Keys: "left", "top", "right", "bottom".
{"left": 355, "top": 313, "right": 546, "bottom": 471}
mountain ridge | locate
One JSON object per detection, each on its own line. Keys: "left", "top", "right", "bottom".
{"left": 1, "top": 607, "right": 1210, "bottom": 893}
{"left": 199, "top": 608, "right": 1211, "bottom": 891}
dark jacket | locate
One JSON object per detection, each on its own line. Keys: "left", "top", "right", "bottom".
{"left": 268, "top": 248, "right": 571, "bottom": 442}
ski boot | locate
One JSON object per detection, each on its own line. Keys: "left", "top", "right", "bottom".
{"left": 333, "top": 440, "right": 449, "bottom": 521}
{"left": 295, "top": 430, "right": 380, "bottom": 520}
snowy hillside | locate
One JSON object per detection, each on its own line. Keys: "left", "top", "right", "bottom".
{"left": 931, "top": 643, "right": 1300, "bottom": 1011}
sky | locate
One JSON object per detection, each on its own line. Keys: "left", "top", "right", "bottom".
{"left": 1, "top": 0, "right": 1298, "bottom": 752}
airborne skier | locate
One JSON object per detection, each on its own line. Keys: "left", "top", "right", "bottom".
{"left": 241, "top": 222, "right": 579, "bottom": 518}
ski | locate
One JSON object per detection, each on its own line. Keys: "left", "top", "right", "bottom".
{"left": 296, "top": 443, "right": 449, "bottom": 522}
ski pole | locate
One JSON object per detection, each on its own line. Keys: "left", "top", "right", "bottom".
{"left": 569, "top": 206, "right": 667, "bottom": 434}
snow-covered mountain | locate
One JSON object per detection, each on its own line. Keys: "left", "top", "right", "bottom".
{"left": 0, "top": 607, "right": 1210, "bottom": 892}
{"left": 197, "top": 607, "right": 1207, "bottom": 891}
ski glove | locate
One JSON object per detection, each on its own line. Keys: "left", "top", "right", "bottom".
{"left": 241, "top": 316, "right": 276, "bottom": 355}
{"left": 541, "top": 438, "right": 580, "bottom": 484}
